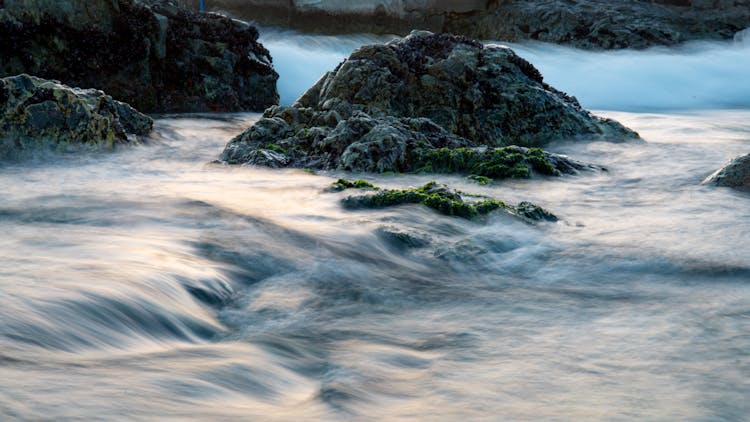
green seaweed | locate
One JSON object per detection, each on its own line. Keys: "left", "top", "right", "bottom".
{"left": 414, "top": 147, "right": 560, "bottom": 180}
{"left": 467, "top": 175, "right": 492, "bottom": 185}
{"left": 515, "top": 201, "right": 559, "bottom": 222}
{"left": 342, "top": 181, "right": 512, "bottom": 220}
{"left": 328, "top": 178, "right": 379, "bottom": 192}
{"left": 265, "top": 143, "right": 286, "bottom": 153}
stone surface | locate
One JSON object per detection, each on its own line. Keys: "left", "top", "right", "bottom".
{"left": 0, "top": 74, "right": 152, "bottom": 159}
{"left": 194, "top": 0, "right": 750, "bottom": 50}
{"left": 220, "top": 32, "right": 634, "bottom": 176}
{"left": 336, "top": 180, "right": 558, "bottom": 222}
{"left": 703, "top": 153, "right": 750, "bottom": 190}
{"left": 0, "top": 0, "right": 279, "bottom": 112}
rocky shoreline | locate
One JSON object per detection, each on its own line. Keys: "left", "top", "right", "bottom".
{"left": 220, "top": 31, "right": 634, "bottom": 178}
{"left": 191, "top": 0, "right": 750, "bottom": 50}
{"left": 1, "top": 0, "right": 746, "bottom": 198}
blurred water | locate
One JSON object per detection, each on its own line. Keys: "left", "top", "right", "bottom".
{"left": 1, "top": 108, "right": 748, "bottom": 420}
{"left": 262, "top": 27, "right": 750, "bottom": 111}
{"left": 2, "top": 30, "right": 750, "bottom": 421}
{"left": 258, "top": 28, "right": 396, "bottom": 106}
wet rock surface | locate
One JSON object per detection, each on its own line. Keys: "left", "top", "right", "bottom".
{"left": 703, "top": 153, "right": 750, "bottom": 190}
{"left": 0, "top": 0, "right": 278, "bottom": 113}
{"left": 0, "top": 74, "right": 153, "bottom": 159}
{"left": 334, "top": 179, "right": 558, "bottom": 222}
{"left": 196, "top": 0, "right": 750, "bottom": 50}
{"left": 448, "top": 0, "right": 750, "bottom": 50}
{"left": 221, "top": 31, "right": 632, "bottom": 178}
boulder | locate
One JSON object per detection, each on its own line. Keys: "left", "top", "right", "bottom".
{"left": 0, "top": 0, "right": 278, "bottom": 112}
{"left": 335, "top": 180, "right": 558, "bottom": 222}
{"left": 0, "top": 74, "right": 152, "bottom": 159}
{"left": 193, "top": 0, "right": 750, "bottom": 50}
{"left": 703, "top": 153, "right": 750, "bottom": 190}
{"left": 220, "top": 31, "right": 634, "bottom": 179}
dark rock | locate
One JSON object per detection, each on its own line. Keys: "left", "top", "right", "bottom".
{"left": 703, "top": 153, "right": 750, "bottom": 190}
{"left": 0, "top": 0, "right": 278, "bottom": 112}
{"left": 375, "top": 226, "right": 432, "bottom": 250}
{"left": 515, "top": 201, "right": 559, "bottom": 222}
{"left": 193, "top": 0, "right": 750, "bottom": 50}
{"left": 0, "top": 74, "right": 152, "bottom": 159}
{"left": 220, "top": 31, "right": 632, "bottom": 178}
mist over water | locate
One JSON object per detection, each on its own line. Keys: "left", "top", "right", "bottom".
{"left": 511, "top": 35, "right": 750, "bottom": 111}
{"left": 259, "top": 28, "right": 396, "bottom": 106}
{"left": 2, "top": 30, "right": 750, "bottom": 421}
{"left": 262, "top": 27, "right": 750, "bottom": 111}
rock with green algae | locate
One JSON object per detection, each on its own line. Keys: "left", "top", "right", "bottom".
{"left": 0, "top": 74, "right": 152, "bottom": 159}
{"left": 334, "top": 180, "right": 557, "bottom": 222}
{"left": 326, "top": 178, "right": 380, "bottom": 192}
{"left": 220, "top": 31, "right": 632, "bottom": 176}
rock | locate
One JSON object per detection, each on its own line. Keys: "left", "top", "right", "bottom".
{"left": 375, "top": 226, "right": 432, "bottom": 250}
{"left": 0, "top": 74, "right": 152, "bottom": 159}
{"left": 703, "top": 153, "right": 750, "bottom": 190}
{"left": 449, "top": 0, "right": 750, "bottom": 50}
{"left": 0, "top": 0, "right": 278, "bottom": 112}
{"left": 337, "top": 180, "right": 557, "bottom": 222}
{"left": 192, "top": 0, "right": 750, "bottom": 50}
{"left": 220, "top": 31, "right": 632, "bottom": 179}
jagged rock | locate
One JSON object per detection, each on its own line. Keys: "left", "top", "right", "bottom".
{"left": 703, "top": 153, "right": 750, "bottom": 190}
{"left": 0, "top": 74, "right": 152, "bottom": 159}
{"left": 193, "top": 0, "right": 750, "bottom": 50}
{"left": 0, "top": 0, "right": 278, "bottom": 112}
{"left": 220, "top": 31, "right": 632, "bottom": 178}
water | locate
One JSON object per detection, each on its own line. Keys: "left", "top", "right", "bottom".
{"left": 2, "top": 31, "right": 750, "bottom": 421}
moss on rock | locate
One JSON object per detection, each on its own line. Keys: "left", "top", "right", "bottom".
{"left": 0, "top": 74, "right": 152, "bottom": 159}
{"left": 414, "top": 146, "right": 560, "bottom": 179}
{"left": 327, "top": 178, "right": 379, "bottom": 192}
{"left": 221, "top": 31, "right": 637, "bottom": 174}
{"left": 337, "top": 180, "right": 556, "bottom": 222}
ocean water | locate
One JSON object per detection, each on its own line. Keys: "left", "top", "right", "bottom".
{"left": 1, "top": 30, "right": 749, "bottom": 421}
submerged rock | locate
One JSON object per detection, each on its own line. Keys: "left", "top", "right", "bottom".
{"left": 335, "top": 179, "right": 557, "bottom": 222}
{"left": 0, "top": 74, "right": 152, "bottom": 159}
{"left": 0, "top": 0, "right": 278, "bottom": 113}
{"left": 221, "top": 31, "right": 632, "bottom": 178}
{"left": 703, "top": 153, "right": 750, "bottom": 190}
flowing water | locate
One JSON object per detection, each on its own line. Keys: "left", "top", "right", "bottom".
{"left": 1, "top": 29, "right": 750, "bottom": 421}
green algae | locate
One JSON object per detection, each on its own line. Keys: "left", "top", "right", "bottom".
{"left": 515, "top": 201, "right": 559, "bottom": 222}
{"left": 328, "top": 178, "right": 379, "bottom": 192}
{"left": 414, "top": 147, "right": 559, "bottom": 180}
{"left": 467, "top": 175, "right": 492, "bottom": 185}
{"left": 333, "top": 179, "right": 557, "bottom": 222}
{"left": 342, "top": 181, "right": 511, "bottom": 220}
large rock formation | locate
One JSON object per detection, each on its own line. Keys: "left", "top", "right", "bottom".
{"left": 0, "top": 0, "right": 278, "bottom": 112}
{"left": 703, "top": 153, "right": 750, "bottom": 190}
{"left": 196, "top": 0, "right": 750, "bottom": 50}
{"left": 220, "top": 31, "right": 636, "bottom": 177}
{"left": 0, "top": 74, "right": 153, "bottom": 159}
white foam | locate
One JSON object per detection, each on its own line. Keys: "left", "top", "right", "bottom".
{"left": 262, "top": 27, "right": 750, "bottom": 112}
{"left": 509, "top": 37, "right": 750, "bottom": 111}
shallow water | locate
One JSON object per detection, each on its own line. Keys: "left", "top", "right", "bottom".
{"left": 2, "top": 32, "right": 750, "bottom": 421}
